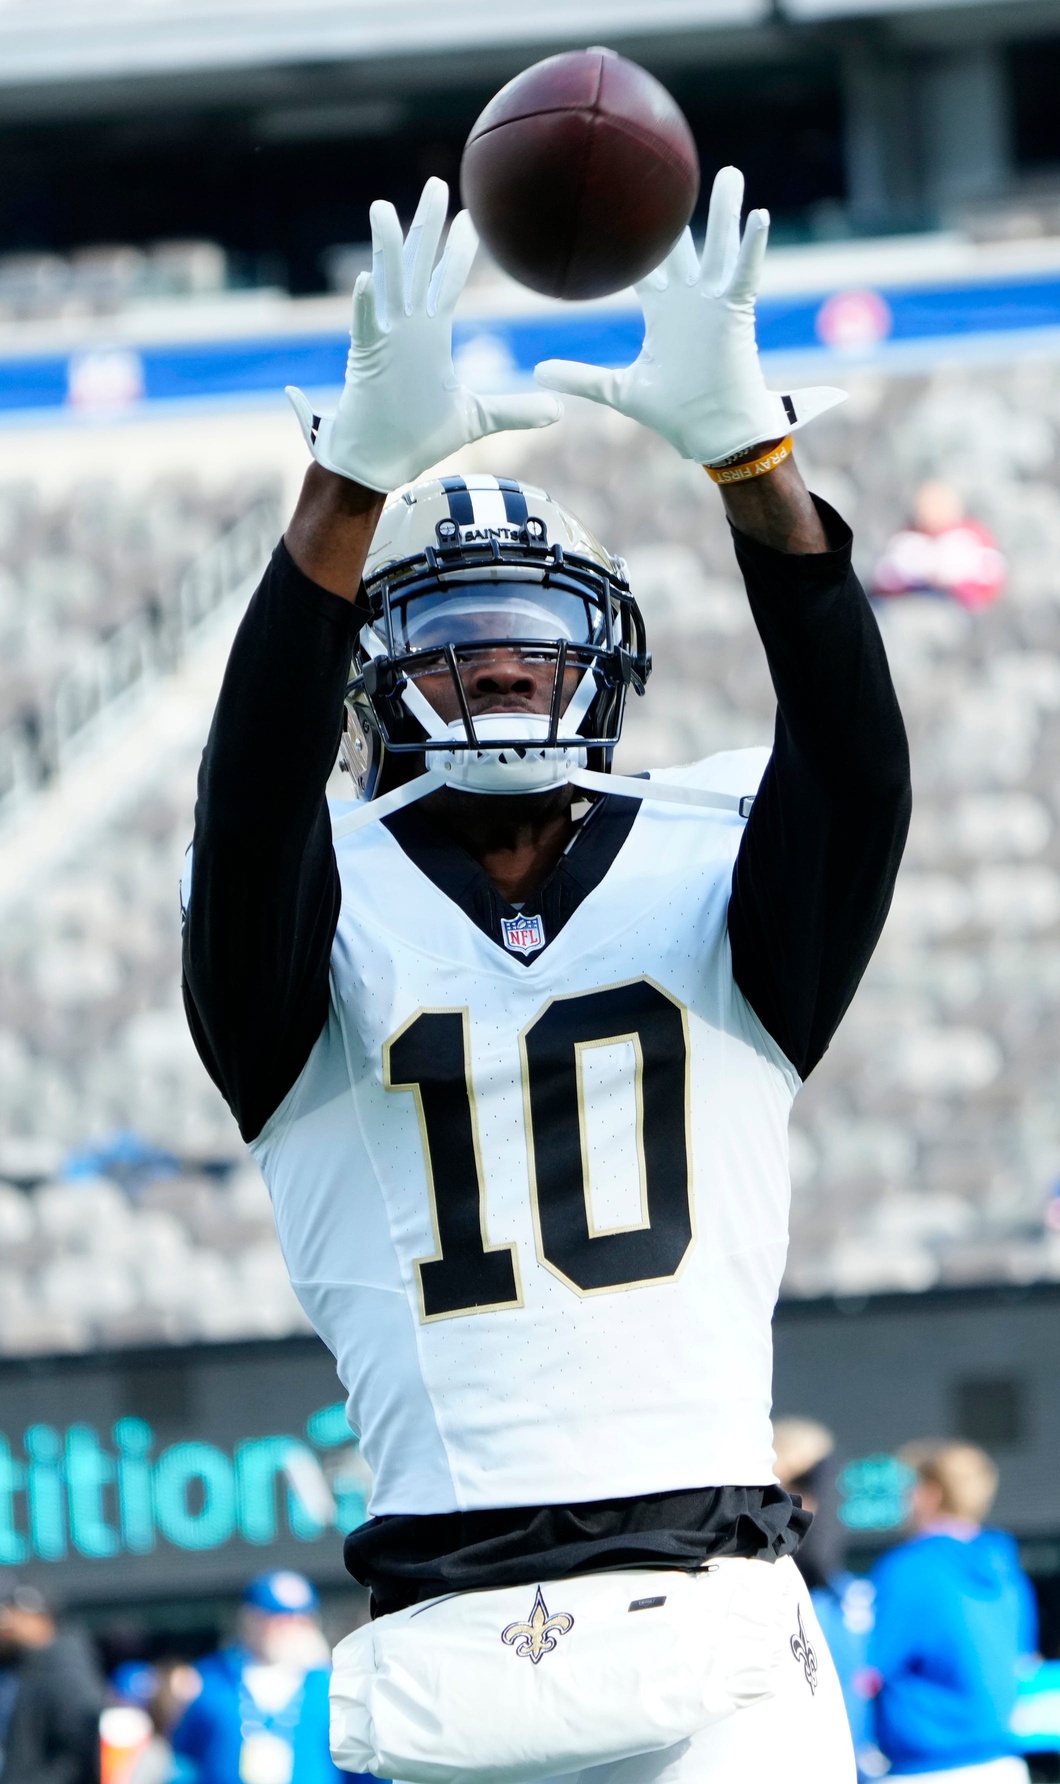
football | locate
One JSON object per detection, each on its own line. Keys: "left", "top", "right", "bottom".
{"left": 460, "top": 47, "right": 700, "bottom": 301}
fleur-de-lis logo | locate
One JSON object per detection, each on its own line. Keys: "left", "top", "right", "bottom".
{"left": 790, "top": 1603, "right": 818, "bottom": 1694}
{"left": 501, "top": 1586, "right": 574, "bottom": 1664}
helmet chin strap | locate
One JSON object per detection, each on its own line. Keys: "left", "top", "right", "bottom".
{"left": 335, "top": 636, "right": 753, "bottom": 837}
{"left": 332, "top": 767, "right": 448, "bottom": 836}
{"left": 332, "top": 755, "right": 752, "bottom": 840}
{"left": 569, "top": 769, "right": 754, "bottom": 818}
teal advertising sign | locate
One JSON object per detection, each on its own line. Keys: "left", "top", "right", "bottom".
{"left": 837, "top": 1454, "right": 917, "bottom": 1532}
{"left": 0, "top": 1336, "right": 368, "bottom": 1604}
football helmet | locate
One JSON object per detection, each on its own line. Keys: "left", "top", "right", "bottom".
{"left": 343, "top": 472, "right": 651, "bottom": 798}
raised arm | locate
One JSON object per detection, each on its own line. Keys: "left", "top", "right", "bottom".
{"left": 183, "top": 179, "right": 561, "bottom": 1141}
{"left": 536, "top": 165, "right": 908, "bottom": 1077}
{"left": 720, "top": 457, "right": 910, "bottom": 1077}
{"left": 181, "top": 476, "right": 379, "bottom": 1141}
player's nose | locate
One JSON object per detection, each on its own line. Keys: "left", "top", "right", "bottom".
{"left": 466, "top": 649, "right": 541, "bottom": 700}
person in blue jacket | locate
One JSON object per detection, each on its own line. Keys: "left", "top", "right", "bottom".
{"left": 868, "top": 1441, "right": 1038, "bottom": 1783}
{"left": 171, "top": 1570, "right": 375, "bottom": 1784}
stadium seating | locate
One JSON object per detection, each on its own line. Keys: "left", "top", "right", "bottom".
{"left": 0, "top": 1165, "right": 308, "bottom": 1354}
{"left": 2, "top": 353, "right": 1060, "bottom": 1352}
{"left": 0, "top": 472, "right": 276, "bottom": 736}
{"left": 0, "top": 241, "right": 228, "bottom": 319}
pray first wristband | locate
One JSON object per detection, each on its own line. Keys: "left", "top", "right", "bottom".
{"left": 706, "top": 436, "right": 793, "bottom": 485}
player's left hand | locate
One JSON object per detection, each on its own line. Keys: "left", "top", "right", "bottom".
{"left": 534, "top": 164, "right": 846, "bottom": 468}
{"left": 286, "top": 177, "right": 563, "bottom": 494}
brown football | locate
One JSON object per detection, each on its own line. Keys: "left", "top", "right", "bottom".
{"left": 460, "top": 48, "right": 700, "bottom": 301}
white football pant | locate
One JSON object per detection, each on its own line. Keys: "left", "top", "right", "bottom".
{"left": 541, "top": 1560, "right": 854, "bottom": 1784}
{"left": 333, "top": 1556, "right": 855, "bottom": 1784}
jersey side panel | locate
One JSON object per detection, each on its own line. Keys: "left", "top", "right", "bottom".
{"left": 250, "top": 997, "right": 458, "bottom": 1512}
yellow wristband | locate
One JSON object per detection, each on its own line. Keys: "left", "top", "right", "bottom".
{"left": 705, "top": 436, "right": 793, "bottom": 485}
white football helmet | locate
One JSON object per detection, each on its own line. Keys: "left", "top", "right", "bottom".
{"left": 343, "top": 471, "right": 651, "bottom": 799}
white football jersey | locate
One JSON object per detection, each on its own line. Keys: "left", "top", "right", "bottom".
{"left": 251, "top": 747, "right": 797, "bottom": 1517}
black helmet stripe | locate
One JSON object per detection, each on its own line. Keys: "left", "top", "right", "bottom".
{"left": 441, "top": 474, "right": 530, "bottom": 530}
{"left": 496, "top": 478, "right": 529, "bottom": 526}
{"left": 440, "top": 475, "right": 475, "bottom": 527}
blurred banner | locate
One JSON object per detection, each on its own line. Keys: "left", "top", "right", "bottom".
{"left": 8, "top": 260, "right": 1060, "bottom": 419}
{"left": 0, "top": 1336, "right": 368, "bottom": 1604}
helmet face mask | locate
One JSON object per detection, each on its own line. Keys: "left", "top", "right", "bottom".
{"left": 343, "top": 475, "right": 651, "bottom": 799}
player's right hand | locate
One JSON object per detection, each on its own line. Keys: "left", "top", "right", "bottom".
{"left": 286, "top": 177, "right": 563, "bottom": 495}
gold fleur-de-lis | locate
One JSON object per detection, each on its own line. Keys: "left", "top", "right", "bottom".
{"left": 501, "top": 1586, "right": 574, "bottom": 1664}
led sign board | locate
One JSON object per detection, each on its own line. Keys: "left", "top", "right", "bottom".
{"left": 836, "top": 1454, "right": 916, "bottom": 1531}
{"left": 0, "top": 1336, "right": 367, "bottom": 1604}
{"left": 772, "top": 1285, "right": 1060, "bottom": 1540}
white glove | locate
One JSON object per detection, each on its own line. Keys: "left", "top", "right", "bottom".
{"left": 535, "top": 165, "right": 845, "bottom": 468}
{"left": 287, "top": 177, "right": 562, "bottom": 494}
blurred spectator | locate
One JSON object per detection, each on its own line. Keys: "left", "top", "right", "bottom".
{"left": 148, "top": 1661, "right": 203, "bottom": 1749}
{"left": 100, "top": 1661, "right": 188, "bottom": 1784}
{"left": 868, "top": 1441, "right": 1038, "bottom": 1781}
{"left": 873, "top": 481, "right": 1006, "bottom": 609}
{"left": 170, "top": 1571, "right": 354, "bottom": 1784}
{"left": 0, "top": 1582, "right": 104, "bottom": 1784}
{"left": 774, "top": 1417, "right": 879, "bottom": 1778}
{"left": 63, "top": 1133, "right": 179, "bottom": 1197}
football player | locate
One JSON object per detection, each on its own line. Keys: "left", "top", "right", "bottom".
{"left": 182, "top": 169, "right": 910, "bottom": 1784}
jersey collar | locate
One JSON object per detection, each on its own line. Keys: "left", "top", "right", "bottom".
{"left": 381, "top": 793, "right": 641, "bottom": 966}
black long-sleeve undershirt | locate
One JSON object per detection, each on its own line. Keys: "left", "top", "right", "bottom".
{"left": 181, "top": 545, "right": 356, "bottom": 1145}
{"left": 728, "top": 503, "right": 911, "bottom": 1076}
{"left": 182, "top": 498, "right": 910, "bottom": 1142}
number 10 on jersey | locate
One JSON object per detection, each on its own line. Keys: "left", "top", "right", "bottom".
{"left": 383, "top": 977, "right": 694, "bottom": 1321}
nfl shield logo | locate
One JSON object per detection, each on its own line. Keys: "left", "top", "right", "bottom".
{"left": 501, "top": 913, "right": 546, "bottom": 956}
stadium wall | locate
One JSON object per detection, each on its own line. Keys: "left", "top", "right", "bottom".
{"left": 1, "top": 1290, "right": 1056, "bottom": 1613}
